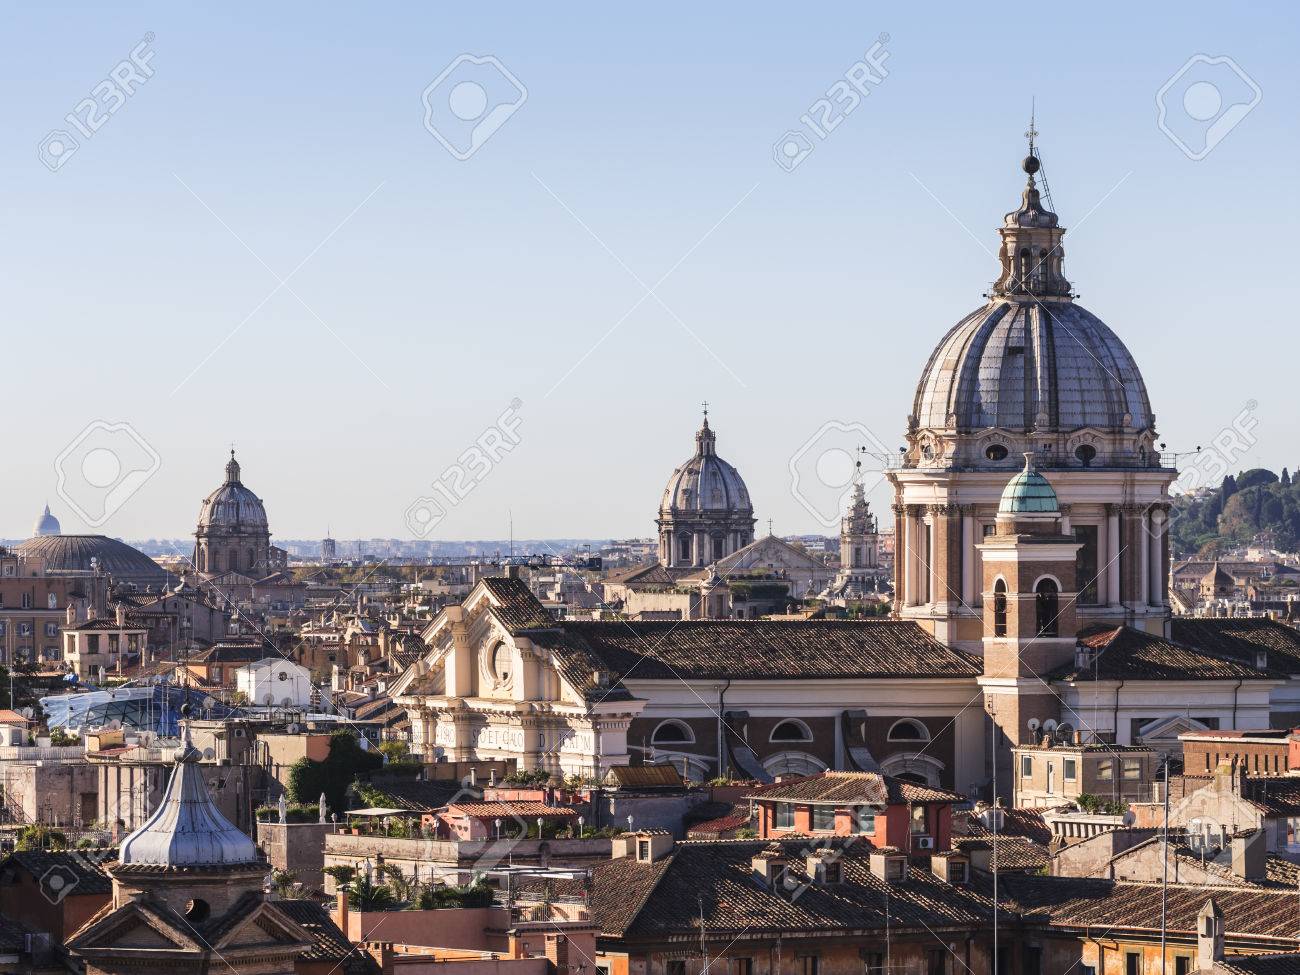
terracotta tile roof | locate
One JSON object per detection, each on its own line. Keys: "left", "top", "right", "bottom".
{"left": 1052, "top": 625, "right": 1275, "bottom": 681}
{"left": 446, "top": 801, "right": 577, "bottom": 817}
{"left": 1218, "top": 954, "right": 1300, "bottom": 975}
{"left": 276, "top": 898, "right": 379, "bottom": 971}
{"left": 746, "top": 771, "right": 966, "bottom": 805}
{"left": 956, "top": 807, "right": 1053, "bottom": 846}
{"left": 992, "top": 874, "right": 1300, "bottom": 938}
{"left": 603, "top": 763, "right": 686, "bottom": 790}
{"left": 1173, "top": 618, "right": 1300, "bottom": 675}
{"left": 952, "top": 835, "right": 1050, "bottom": 871}
{"left": 481, "top": 577, "right": 557, "bottom": 632}
{"left": 2, "top": 848, "right": 115, "bottom": 895}
{"left": 541, "top": 619, "right": 981, "bottom": 682}
{"left": 1244, "top": 777, "right": 1300, "bottom": 817}
{"left": 590, "top": 838, "right": 995, "bottom": 939}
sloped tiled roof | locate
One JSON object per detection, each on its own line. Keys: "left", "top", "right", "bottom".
{"left": 542, "top": 619, "right": 980, "bottom": 682}
{"left": 992, "top": 873, "right": 1300, "bottom": 937}
{"left": 2, "top": 848, "right": 115, "bottom": 895}
{"left": 953, "top": 835, "right": 1050, "bottom": 872}
{"left": 746, "top": 771, "right": 965, "bottom": 806}
{"left": 590, "top": 838, "right": 995, "bottom": 939}
{"left": 1173, "top": 618, "right": 1300, "bottom": 675}
{"left": 481, "top": 577, "right": 557, "bottom": 632}
{"left": 275, "top": 899, "right": 379, "bottom": 971}
{"left": 1051, "top": 625, "right": 1276, "bottom": 682}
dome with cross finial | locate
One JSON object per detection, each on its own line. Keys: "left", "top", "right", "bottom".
{"left": 656, "top": 408, "right": 756, "bottom": 568}
{"left": 906, "top": 132, "right": 1158, "bottom": 472}
{"left": 194, "top": 450, "right": 272, "bottom": 576}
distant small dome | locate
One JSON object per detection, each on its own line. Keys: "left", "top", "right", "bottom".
{"left": 659, "top": 417, "right": 753, "bottom": 517}
{"left": 998, "top": 454, "right": 1060, "bottom": 515}
{"left": 34, "top": 505, "right": 60, "bottom": 537}
{"left": 197, "top": 450, "right": 269, "bottom": 532}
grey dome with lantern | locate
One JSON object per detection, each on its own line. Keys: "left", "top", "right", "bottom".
{"left": 905, "top": 145, "right": 1160, "bottom": 471}
{"left": 197, "top": 451, "right": 269, "bottom": 531}
{"left": 656, "top": 411, "right": 757, "bottom": 568}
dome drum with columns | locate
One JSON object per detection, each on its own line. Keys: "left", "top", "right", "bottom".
{"left": 657, "top": 413, "right": 756, "bottom": 568}
{"left": 888, "top": 140, "right": 1176, "bottom": 650}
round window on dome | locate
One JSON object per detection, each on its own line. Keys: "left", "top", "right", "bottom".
{"left": 985, "top": 444, "right": 1009, "bottom": 462}
{"left": 1074, "top": 444, "right": 1097, "bottom": 467}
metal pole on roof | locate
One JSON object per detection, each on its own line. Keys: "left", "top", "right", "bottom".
{"left": 1161, "top": 756, "right": 1169, "bottom": 975}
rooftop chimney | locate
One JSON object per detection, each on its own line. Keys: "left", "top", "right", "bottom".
{"left": 1197, "top": 899, "right": 1225, "bottom": 971}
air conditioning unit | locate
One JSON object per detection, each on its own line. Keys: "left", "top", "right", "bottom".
{"left": 916, "top": 836, "right": 935, "bottom": 849}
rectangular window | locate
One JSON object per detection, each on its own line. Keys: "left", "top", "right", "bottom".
{"left": 802, "top": 957, "right": 819, "bottom": 975}
{"left": 1082, "top": 967, "right": 1096, "bottom": 975}
{"left": 864, "top": 954, "right": 884, "bottom": 975}
{"left": 1075, "top": 525, "right": 1099, "bottom": 604}
{"left": 853, "top": 807, "right": 877, "bottom": 834}
{"left": 1175, "top": 957, "right": 1190, "bottom": 975}
{"left": 1021, "top": 755, "right": 1033, "bottom": 778}
{"left": 1122, "top": 759, "right": 1141, "bottom": 780}
{"left": 1098, "top": 759, "right": 1113, "bottom": 781}
{"left": 911, "top": 805, "right": 928, "bottom": 834}
{"left": 927, "top": 949, "right": 946, "bottom": 975}
{"left": 668, "top": 962, "right": 686, "bottom": 975}
{"left": 812, "top": 806, "right": 836, "bottom": 831}
{"left": 734, "top": 960, "right": 753, "bottom": 975}
{"left": 1023, "top": 947, "right": 1042, "bottom": 975}
{"left": 1064, "top": 759, "right": 1077, "bottom": 781}
{"left": 1126, "top": 953, "right": 1141, "bottom": 975}
{"left": 774, "top": 803, "right": 795, "bottom": 829}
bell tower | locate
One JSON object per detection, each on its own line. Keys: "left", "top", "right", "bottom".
{"left": 977, "top": 454, "right": 1081, "bottom": 796}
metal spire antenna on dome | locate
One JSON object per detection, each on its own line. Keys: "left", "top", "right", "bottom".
{"left": 1025, "top": 101, "right": 1058, "bottom": 215}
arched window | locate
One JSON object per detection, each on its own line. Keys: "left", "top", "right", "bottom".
{"left": 1035, "top": 578, "right": 1060, "bottom": 637}
{"left": 993, "top": 579, "right": 1007, "bottom": 637}
{"left": 679, "top": 535, "right": 691, "bottom": 562}
{"left": 651, "top": 720, "right": 694, "bottom": 746}
{"left": 770, "top": 719, "right": 813, "bottom": 743}
{"left": 887, "top": 719, "right": 930, "bottom": 743}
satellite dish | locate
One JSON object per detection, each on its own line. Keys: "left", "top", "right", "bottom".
{"left": 19, "top": 708, "right": 33, "bottom": 719}
{"left": 202, "top": 696, "right": 217, "bottom": 710}
{"left": 264, "top": 693, "right": 275, "bottom": 706}
{"left": 1026, "top": 718, "right": 1040, "bottom": 732}
{"left": 1043, "top": 718, "right": 1058, "bottom": 732}
{"left": 106, "top": 720, "right": 122, "bottom": 731}
{"left": 281, "top": 697, "right": 293, "bottom": 708}
{"left": 203, "top": 746, "right": 215, "bottom": 759}
{"left": 287, "top": 723, "right": 299, "bottom": 734}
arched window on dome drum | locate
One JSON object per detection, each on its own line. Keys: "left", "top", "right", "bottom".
{"left": 1036, "top": 578, "right": 1059, "bottom": 637}
{"left": 993, "top": 579, "right": 1007, "bottom": 637}
{"left": 679, "top": 535, "right": 691, "bottom": 563}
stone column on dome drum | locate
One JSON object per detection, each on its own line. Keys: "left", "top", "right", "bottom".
{"left": 1106, "top": 506, "right": 1121, "bottom": 606}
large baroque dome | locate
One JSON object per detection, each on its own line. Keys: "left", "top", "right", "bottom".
{"left": 656, "top": 413, "right": 756, "bottom": 568}
{"left": 904, "top": 151, "right": 1160, "bottom": 472}
{"left": 197, "top": 452, "right": 268, "bottom": 530}
{"left": 14, "top": 534, "right": 168, "bottom": 589}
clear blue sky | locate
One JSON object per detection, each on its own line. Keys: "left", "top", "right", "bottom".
{"left": 2, "top": 1, "right": 1296, "bottom": 541}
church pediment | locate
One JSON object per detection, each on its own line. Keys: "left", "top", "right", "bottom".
{"left": 68, "top": 901, "right": 204, "bottom": 954}
{"left": 1138, "top": 714, "right": 1211, "bottom": 741}
{"left": 210, "top": 902, "right": 312, "bottom": 952}
{"left": 712, "top": 535, "right": 823, "bottom": 572}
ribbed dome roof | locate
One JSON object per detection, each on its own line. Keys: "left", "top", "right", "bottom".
{"left": 998, "top": 454, "right": 1060, "bottom": 514}
{"left": 14, "top": 534, "right": 167, "bottom": 587}
{"left": 119, "top": 732, "right": 261, "bottom": 868}
{"left": 913, "top": 300, "right": 1153, "bottom": 435}
{"left": 197, "top": 451, "right": 268, "bottom": 531}
{"left": 33, "top": 505, "right": 61, "bottom": 537}
{"left": 659, "top": 418, "right": 752, "bottom": 516}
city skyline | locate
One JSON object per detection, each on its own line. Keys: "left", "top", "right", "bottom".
{"left": 3, "top": 2, "right": 1293, "bottom": 540}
